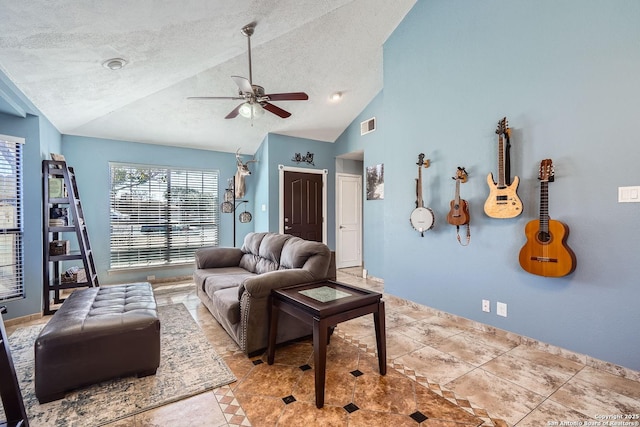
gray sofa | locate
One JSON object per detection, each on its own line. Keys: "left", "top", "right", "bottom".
{"left": 194, "top": 232, "right": 335, "bottom": 356}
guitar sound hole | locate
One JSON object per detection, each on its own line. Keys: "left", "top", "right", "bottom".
{"left": 537, "top": 231, "right": 551, "bottom": 243}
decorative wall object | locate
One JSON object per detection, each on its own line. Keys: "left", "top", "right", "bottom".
{"left": 220, "top": 178, "right": 251, "bottom": 246}
{"left": 234, "top": 149, "right": 257, "bottom": 198}
{"left": 291, "top": 152, "right": 315, "bottom": 165}
{"left": 366, "top": 164, "right": 384, "bottom": 200}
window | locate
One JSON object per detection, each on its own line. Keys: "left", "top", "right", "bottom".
{"left": 0, "top": 136, "right": 24, "bottom": 301}
{"left": 109, "top": 163, "right": 219, "bottom": 269}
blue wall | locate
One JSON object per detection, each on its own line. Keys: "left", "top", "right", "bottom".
{"left": 251, "top": 136, "right": 270, "bottom": 233}
{"left": 335, "top": 92, "right": 386, "bottom": 278}
{"left": 262, "top": 134, "right": 338, "bottom": 248}
{"left": 335, "top": 0, "right": 640, "bottom": 370}
{"left": 61, "top": 135, "right": 254, "bottom": 284}
{"left": 3, "top": 0, "right": 639, "bottom": 371}
{"left": 1, "top": 73, "right": 62, "bottom": 318}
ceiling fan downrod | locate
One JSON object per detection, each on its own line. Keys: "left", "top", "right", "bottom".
{"left": 241, "top": 23, "right": 256, "bottom": 85}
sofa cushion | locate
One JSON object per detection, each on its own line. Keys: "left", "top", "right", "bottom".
{"left": 280, "top": 237, "right": 331, "bottom": 277}
{"left": 203, "top": 270, "right": 255, "bottom": 301}
{"left": 194, "top": 247, "right": 243, "bottom": 269}
{"left": 239, "top": 233, "right": 292, "bottom": 274}
{"left": 212, "top": 287, "right": 241, "bottom": 325}
{"left": 194, "top": 266, "right": 249, "bottom": 291}
{"left": 241, "top": 232, "right": 267, "bottom": 257}
{"left": 258, "top": 233, "right": 291, "bottom": 264}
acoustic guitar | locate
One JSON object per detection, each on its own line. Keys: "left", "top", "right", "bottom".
{"left": 447, "top": 167, "right": 470, "bottom": 226}
{"left": 410, "top": 153, "right": 434, "bottom": 237}
{"left": 518, "top": 159, "right": 576, "bottom": 277}
{"left": 484, "top": 117, "right": 523, "bottom": 218}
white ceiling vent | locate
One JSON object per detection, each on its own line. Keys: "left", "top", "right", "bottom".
{"left": 360, "top": 117, "right": 376, "bottom": 136}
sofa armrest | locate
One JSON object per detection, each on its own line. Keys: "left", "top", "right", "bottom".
{"left": 194, "top": 246, "right": 244, "bottom": 269}
{"left": 241, "top": 269, "right": 315, "bottom": 299}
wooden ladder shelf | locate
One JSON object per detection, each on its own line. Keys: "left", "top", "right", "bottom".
{"left": 42, "top": 160, "right": 99, "bottom": 315}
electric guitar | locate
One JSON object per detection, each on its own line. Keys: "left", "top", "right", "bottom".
{"left": 447, "top": 167, "right": 470, "bottom": 226}
{"left": 484, "top": 117, "right": 523, "bottom": 218}
{"left": 518, "top": 159, "right": 576, "bottom": 277}
{"left": 410, "top": 153, "right": 434, "bottom": 236}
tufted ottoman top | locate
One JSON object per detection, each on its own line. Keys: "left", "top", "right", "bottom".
{"left": 37, "top": 282, "right": 158, "bottom": 344}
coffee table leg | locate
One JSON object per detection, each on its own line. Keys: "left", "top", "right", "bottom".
{"left": 267, "top": 298, "right": 279, "bottom": 365}
{"left": 373, "top": 300, "right": 387, "bottom": 375}
{"left": 313, "top": 317, "right": 328, "bottom": 408}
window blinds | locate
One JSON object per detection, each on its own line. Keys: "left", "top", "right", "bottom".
{"left": 0, "top": 138, "right": 23, "bottom": 301}
{"left": 109, "top": 163, "right": 219, "bottom": 269}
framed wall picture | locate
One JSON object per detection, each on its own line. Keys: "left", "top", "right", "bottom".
{"left": 366, "top": 164, "right": 384, "bottom": 200}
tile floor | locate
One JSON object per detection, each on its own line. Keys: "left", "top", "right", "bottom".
{"left": 6, "top": 270, "right": 640, "bottom": 426}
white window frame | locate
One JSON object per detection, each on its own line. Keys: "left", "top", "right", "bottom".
{"left": 109, "top": 162, "right": 219, "bottom": 270}
{"left": 0, "top": 134, "right": 24, "bottom": 301}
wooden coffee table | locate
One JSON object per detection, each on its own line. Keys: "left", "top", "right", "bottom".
{"left": 267, "top": 280, "right": 386, "bottom": 408}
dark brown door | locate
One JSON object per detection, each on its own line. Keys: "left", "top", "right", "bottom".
{"left": 283, "top": 171, "right": 323, "bottom": 242}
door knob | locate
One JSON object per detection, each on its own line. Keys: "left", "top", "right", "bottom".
{"left": 339, "top": 225, "right": 345, "bottom": 229}
{"left": 284, "top": 226, "right": 292, "bottom": 230}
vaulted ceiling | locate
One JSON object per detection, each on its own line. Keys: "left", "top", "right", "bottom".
{"left": 0, "top": 0, "right": 416, "bottom": 154}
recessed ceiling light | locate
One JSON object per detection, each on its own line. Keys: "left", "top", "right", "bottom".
{"left": 330, "top": 92, "right": 342, "bottom": 102}
{"left": 102, "top": 58, "right": 127, "bottom": 70}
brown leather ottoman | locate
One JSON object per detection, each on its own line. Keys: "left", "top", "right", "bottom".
{"left": 35, "top": 282, "right": 160, "bottom": 403}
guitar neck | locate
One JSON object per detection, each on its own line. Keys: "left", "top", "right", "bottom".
{"left": 454, "top": 177, "right": 461, "bottom": 204}
{"left": 539, "top": 181, "right": 549, "bottom": 233}
{"left": 497, "top": 134, "right": 506, "bottom": 188}
{"left": 417, "top": 165, "right": 424, "bottom": 207}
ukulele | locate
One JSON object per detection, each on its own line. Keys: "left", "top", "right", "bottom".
{"left": 447, "top": 167, "right": 470, "bottom": 226}
{"left": 484, "top": 117, "right": 523, "bottom": 218}
{"left": 518, "top": 159, "right": 576, "bottom": 277}
{"left": 409, "top": 153, "right": 434, "bottom": 237}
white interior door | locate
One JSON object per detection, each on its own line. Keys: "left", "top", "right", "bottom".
{"left": 336, "top": 173, "right": 362, "bottom": 268}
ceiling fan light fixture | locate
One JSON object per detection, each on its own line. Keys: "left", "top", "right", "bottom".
{"left": 238, "top": 102, "right": 264, "bottom": 119}
{"left": 102, "top": 58, "right": 127, "bottom": 70}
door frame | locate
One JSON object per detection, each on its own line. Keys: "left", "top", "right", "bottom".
{"left": 278, "top": 165, "right": 328, "bottom": 243}
{"left": 335, "top": 173, "right": 362, "bottom": 269}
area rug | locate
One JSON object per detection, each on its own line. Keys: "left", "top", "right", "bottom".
{"left": 1, "top": 303, "right": 236, "bottom": 426}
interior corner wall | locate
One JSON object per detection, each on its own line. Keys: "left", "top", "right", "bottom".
{"left": 265, "top": 133, "right": 337, "bottom": 249}
{"left": 333, "top": 0, "right": 640, "bottom": 370}
{"left": 0, "top": 111, "right": 62, "bottom": 319}
{"left": 334, "top": 92, "right": 386, "bottom": 279}
{"left": 251, "top": 135, "right": 270, "bottom": 233}
{"left": 368, "top": 0, "right": 640, "bottom": 370}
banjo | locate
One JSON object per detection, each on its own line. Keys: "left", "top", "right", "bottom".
{"left": 410, "top": 153, "right": 435, "bottom": 236}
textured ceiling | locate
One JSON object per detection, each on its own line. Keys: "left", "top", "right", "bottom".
{"left": 0, "top": 0, "right": 415, "bottom": 154}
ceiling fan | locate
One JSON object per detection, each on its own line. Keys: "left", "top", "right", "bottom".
{"left": 188, "top": 22, "right": 308, "bottom": 119}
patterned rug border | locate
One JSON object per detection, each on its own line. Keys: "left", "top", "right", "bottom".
{"left": 2, "top": 303, "right": 236, "bottom": 427}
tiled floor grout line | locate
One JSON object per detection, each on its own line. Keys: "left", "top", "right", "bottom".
{"left": 510, "top": 365, "right": 588, "bottom": 426}
{"left": 334, "top": 327, "right": 505, "bottom": 427}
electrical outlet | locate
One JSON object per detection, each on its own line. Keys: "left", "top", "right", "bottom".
{"left": 482, "top": 299, "right": 490, "bottom": 313}
{"left": 146, "top": 275, "right": 155, "bottom": 281}
{"left": 497, "top": 302, "right": 508, "bottom": 317}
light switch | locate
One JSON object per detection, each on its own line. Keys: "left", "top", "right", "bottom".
{"left": 619, "top": 186, "right": 640, "bottom": 203}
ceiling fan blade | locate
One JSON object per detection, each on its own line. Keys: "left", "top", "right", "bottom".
{"left": 188, "top": 96, "right": 244, "bottom": 100}
{"left": 225, "top": 103, "right": 244, "bottom": 119}
{"left": 262, "top": 102, "right": 292, "bottom": 118}
{"left": 231, "top": 76, "right": 254, "bottom": 94}
{"left": 265, "top": 92, "right": 309, "bottom": 101}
